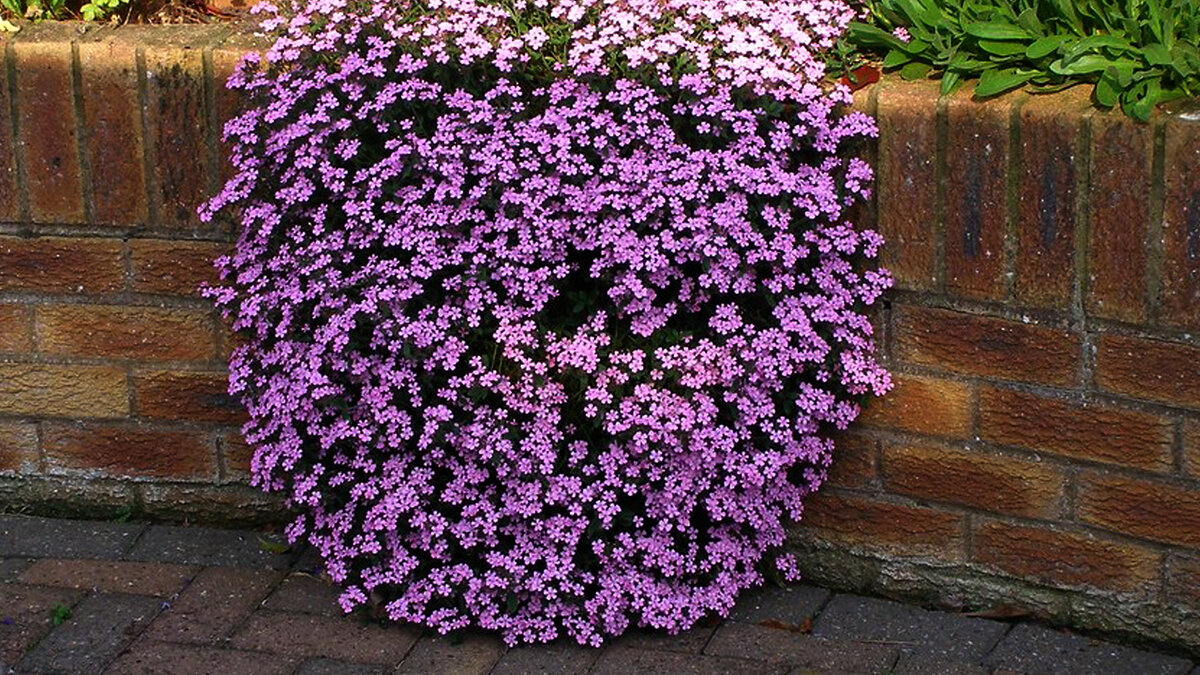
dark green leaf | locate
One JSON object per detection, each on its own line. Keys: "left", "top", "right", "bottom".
{"left": 979, "top": 39, "right": 1030, "bottom": 56}
{"left": 1051, "top": 55, "right": 1136, "bottom": 75}
{"left": 964, "top": 22, "right": 1032, "bottom": 40}
{"left": 1095, "top": 72, "right": 1120, "bottom": 107}
{"left": 1026, "top": 35, "right": 1070, "bottom": 59}
{"left": 1016, "top": 7, "right": 1043, "bottom": 33}
{"left": 900, "top": 61, "right": 933, "bottom": 79}
{"left": 1144, "top": 43, "right": 1172, "bottom": 66}
{"left": 974, "top": 67, "right": 1035, "bottom": 97}
{"left": 1064, "top": 35, "right": 1136, "bottom": 60}
{"left": 883, "top": 49, "right": 912, "bottom": 68}
{"left": 940, "top": 70, "right": 963, "bottom": 94}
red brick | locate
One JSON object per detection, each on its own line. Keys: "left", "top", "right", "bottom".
{"left": 943, "top": 90, "right": 1014, "bottom": 301}
{"left": 1186, "top": 420, "right": 1200, "bottom": 480}
{"left": 230, "top": 611, "right": 420, "bottom": 664}
{"left": 875, "top": 80, "right": 940, "bottom": 291}
{"left": 0, "top": 44, "right": 19, "bottom": 222}
{"left": 130, "top": 240, "right": 230, "bottom": 297}
{"left": 222, "top": 430, "right": 254, "bottom": 483}
{"left": 799, "top": 490, "right": 965, "bottom": 558}
{"left": 0, "top": 363, "right": 128, "bottom": 418}
{"left": 106, "top": 641, "right": 298, "bottom": 675}
{"left": 0, "top": 304, "right": 33, "bottom": 353}
{"left": 77, "top": 38, "right": 149, "bottom": 227}
{"left": 395, "top": 634, "right": 505, "bottom": 675}
{"left": 19, "top": 559, "right": 198, "bottom": 597}
{"left": 0, "top": 583, "right": 82, "bottom": 626}
{"left": 1159, "top": 114, "right": 1200, "bottom": 330}
{"left": 882, "top": 443, "right": 1064, "bottom": 518}
{"left": 1168, "top": 555, "right": 1200, "bottom": 609}
{"left": 1087, "top": 112, "right": 1151, "bottom": 323}
{"left": 212, "top": 37, "right": 266, "bottom": 187}
{"left": 826, "top": 431, "right": 875, "bottom": 488}
{"left": 978, "top": 388, "right": 1173, "bottom": 471}
{"left": 42, "top": 421, "right": 215, "bottom": 481}
{"left": 1077, "top": 473, "right": 1200, "bottom": 546}
{"left": 38, "top": 305, "right": 216, "bottom": 362}
{"left": 1014, "top": 89, "right": 1089, "bottom": 309}
{"left": 0, "top": 421, "right": 38, "bottom": 474}
{"left": 1095, "top": 334, "right": 1200, "bottom": 410}
{"left": 134, "top": 370, "right": 246, "bottom": 424}
{"left": 0, "top": 236, "right": 124, "bottom": 294}
{"left": 856, "top": 373, "right": 972, "bottom": 438}
{"left": 144, "top": 44, "right": 212, "bottom": 228}
{"left": 262, "top": 573, "right": 341, "bottom": 616}
{"left": 145, "top": 566, "right": 282, "bottom": 644}
{"left": 894, "top": 305, "right": 1081, "bottom": 387}
{"left": 11, "top": 33, "right": 84, "bottom": 224}
{"left": 972, "top": 520, "right": 1159, "bottom": 593}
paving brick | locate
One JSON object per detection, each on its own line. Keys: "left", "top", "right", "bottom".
{"left": 18, "top": 559, "right": 197, "bottom": 597}
{"left": 125, "top": 524, "right": 291, "bottom": 569}
{"left": 0, "top": 45, "right": 18, "bottom": 223}
{"left": 145, "top": 566, "right": 281, "bottom": 644}
{"left": 706, "top": 621, "right": 898, "bottom": 673}
{"left": 230, "top": 611, "right": 419, "bottom": 665}
{"left": 263, "top": 573, "right": 342, "bottom": 616}
{"left": 972, "top": 520, "right": 1160, "bottom": 593}
{"left": 12, "top": 35, "right": 85, "bottom": 224}
{"left": 893, "top": 306, "right": 1080, "bottom": 387}
{"left": 882, "top": 442, "right": 1064, "bottom": 518}
{"left": 144, "top": 46, "right": 212, "bottom": 228}
{"left": 488, "top": 643, "right": 599, "bottom": 675}
{"left": 1159, "top": 113, "right": 1200, "bottom": 330}
{"left": 892, "top": 655, "right": 991, "bottom": 675}
{"left": 130, "top": 240, "right": 231, "bottom": 297}
{"left": 812, "top": 594, "right": 1006, "bottom": 663}
{"left": 133, "top": 370, "right": 247, "bottom": 425}
{"left": 16, "top": 593, "right": 161, "bottom": 675}
{"left": 728, "top": 584, "right": 830, "bottom": 626}
{"left": 1014, "top": 87, "right": 1089, "bottom": 309}
{"left": 799, "top": 491, "right": 965, "bottom": 558}
{"left": 614, "top": 623, "right": 716, "bottom": 654}
{"left": 856, "top": 373, "right": 973, "bottom": 438}
{"left": 1087, "top": 112, "right": 1152, "bottom": 323}
{"left": 76, "top": 37, "right": 148, "bottom": 227}
{"left": 0, "top": 421, "right": 37, "bottom": 475}
{"left": 105, "top": 640, "right": 299, "bottom": 675}
{"left": 1077, "top": 473, "right": 1200, "bottom": 547}
{"left": 875, "top": 80, "right": 941, "bottom": 291}
{"left": 983, "top": 623, "right": 1193, "bottom": 675}
{"left": 295, "top": 659, "right": 390, "bottom": 675}
{"left": 42, "top": 422, "right": 216, "bottom": 482}
{"left": 1166, "top": 555, "right": 1200, "bottom": 610}
{"left": 0, "top": 515, "right": 143, "bottom": 559}
{"left": 0, "top": 305, "right": 33, "bottom": 354}
{"left": 593, "top": 645, "right": 783, "bottom": 675}
{"left": 826, "top": 432, "right": 875, "bottom": 488}
{"left": 0, "top": 558, "right": 35, "bottom": 582}
{"left": 1095, "top": 334, "right": 1200, "bottom": 410}
{"left": 0, "top": 583, "right": 82, "bottom": 626}
{"left": 0, "top": 363, "right": 129, "bottom": 418}
{"left": 0, "top": 236, "right": 124, "bottom": 294}
{"left": 0, "top": 622, "right": 50, "bottom": 668}
{"left": 978, "top": 388, "right": 1173, "bottom": 471}
{"left": 394, "top": 633, "right": 504, "bottom": 675}
{"left": 943, "top": 89, "right": 1012, "bottom": 301}
{"left": 38, "top": 305, "right": 217, "bottom": 362}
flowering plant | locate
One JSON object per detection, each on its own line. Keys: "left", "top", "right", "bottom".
{"left": 203, "top": 0, "right": 891, "bottom": 646}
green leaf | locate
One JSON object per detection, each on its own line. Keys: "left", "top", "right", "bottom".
{"left": 1064, "top": 35, "right": 1136, "bottom": 61}
{"left": 979, "top": 39, "right": 1029, "bottom": 57}
{"left": 882, "top": 48, "right": 912, "bottom": 69}
{"left": 1026, "top": 35, "right": 1070, "bottom": 59}
{"left": 1051, "top": 55, "right": 1136, "bottom": 75}
{"left": 1143, "top": 43, "right": 1172, "bottom": 66}
{"left": 900, "top": 61, "right": 933, "bottom": 80}
{"left": 974, "top": 67, "right": 1035, "bottom": 97}
{"left": 940, "top": 70, "right": 963, "bottom": 95}
{"left": 1095, "top": 72, "right": 1120, "bottom": 107}
{"left": 258, "top": 537, "right": 291, "bottom": 555}
{"left": 964, "top": 22, "right": 1032, "bottom": 40}
{"left": 1016, "top": 7, "right": 1043, "bottom": 33}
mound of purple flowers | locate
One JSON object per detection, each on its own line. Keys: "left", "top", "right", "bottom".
{"left": 203, "top": 0, "right": 891, "bottom": 646}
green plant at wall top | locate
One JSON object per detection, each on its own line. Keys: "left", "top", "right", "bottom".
{"left": 845, "top": 0, "right": 1200, "bottom": 120}
{"left": 0, "top": 0, "right": 129, "bottom": 25}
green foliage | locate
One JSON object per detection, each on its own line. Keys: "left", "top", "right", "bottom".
{"left": 845, "top": 0, "right": 1200, "bottom": 120}
{"left": 0, "top": 0, "right": 128, "bottom": 23}
{"left": 49, "top": 602, "right": 72, "bottom": 627}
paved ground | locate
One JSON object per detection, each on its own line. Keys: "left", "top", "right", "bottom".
{"left": 0, "top": 515, "right": 1195, "bottom": 675}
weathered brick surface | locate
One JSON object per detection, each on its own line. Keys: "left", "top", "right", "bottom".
{"left": 593, "top": 647, "right": 784, "bottom": 675}
{"left": 1015, "top": 89, "right": 1088, "bottom": 309}
{"left": 972, "top": 520, "right": 1160, "bottom": 592}
{"left": 856, "top": 373, "right": 973, "bottom": 438}
{"left": 0, "top": 583, "right": 83, "bottom": 625}
{"left": 1087, "top": 112, "right": 1151, "bottom": 323}
{"left": 1187, "top": 420, "right": 1200, "bottom": 480}
{"left": 1168, "top": 555, "right": 1200, "bottom": 609}
{"left": 812, "top": 594, "right": 1006, "bottom": 662}
{"left": 943, "top": 90, "right": 1012, "bottom": 301}
{"left": 11, "top": 32, "right": 84, "bottom": 224}
{"left": 144, "top": 41, "right": 214, "bottom": 228}
{"left": 1095, "top": 334, "right": 1200, "bottom": 410}
{"left": 728, "top": 584, "right": 830, "bottom": 625}
{"left": 18, "top": 558, "right": 197, "bottom": 597}
{"left": 1160, "top": 114, "right": 1200, "bottom": 330}
{"left": 76, "top": 37, "right": 148, "bottom": 226}
{"left": 222, "top": 430, "right": 255, "bottom": 483}
{"left": 145, "top": 566, "right": 282, "bottom": 643}
{"left": 882, "top": 442, "right": 1064, "bottom": 518}
{"left": 984, "top": 623, "right": 1194, "bottom": 675}
{"left": 0, "top": 363, "right": 128, "bottom": 418}
{"left": 977, "top": 387, "right": 1173, "bottom": 470}
{"left": 826, "top": 432, "right": 875, "bottom": 488}
{"left": 875, "top": 80, "right": 941, "bottom": 291}
{"left": 0, "top": 236, "right": 124, "bottom": 294}
{"left": 394, "top": 634, "right": 504, "bottom": 675}
{"left": 42, "top": 422, "right": 216, "bottom": 481}
{"left": 126, "top": 524, "right": 290, "bottom": 568}
{"left": 1077, "top": 473, "right": 1200, "bottom": 547}
{"left": 0, "top": 304, "right": 33, "bottom": 353}
{"left": 894, "top": 305, "right": 1080, "bottom": 386}
{"left": 0, "top": 420, "right": 37, "bottom": 474}
{"left": 230, "top": 611, "right": 420, "bottom": 664}
{"left": 16, "top": 593, "right": 161, "bottom": 675}
{"left": 0, "top": 44, "right": 19, "bottom": 222}
{"left": 614, "top": 624, "right": 716, "bottom": 655}
{"left": 106, "top": 641, "right": 300, "bottom": 675}
{"left": 263, "top": 573, "right": 342, "bottom": 616}
{"left": 130, "top": 239, "right": 230, "bottom": 297}
{"left": 0, "top": 514, "right": 143, "bottom": 559}
{"left": 799, "top": 491, "right": 965, "bottom": 557}
{"left": 706, "top": 622, "right": 899, "bottom": 673}
{"left": 38, "top": 304, "right": 217, "bottom": 362}
{"left": 134, "top": 370, "right": 246, "bottom": 424}
{"left": 489, "top": 644, "right": 598, "bottom": 675}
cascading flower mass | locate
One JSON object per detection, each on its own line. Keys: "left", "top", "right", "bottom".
{"left": 203, "top": 0, "right": 891, "bottom": 646}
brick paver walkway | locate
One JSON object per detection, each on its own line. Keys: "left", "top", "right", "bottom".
{"left": 0, "top": 514, "right": 1195, "bottom": 675}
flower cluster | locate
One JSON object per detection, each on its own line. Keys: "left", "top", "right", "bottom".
{"left": 204, "top": 0, "right": 889, "bottom": 646}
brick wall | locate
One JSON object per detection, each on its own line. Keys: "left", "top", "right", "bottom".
{"left": 1, "top": 24, "right": 1198, "bottom": 653}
